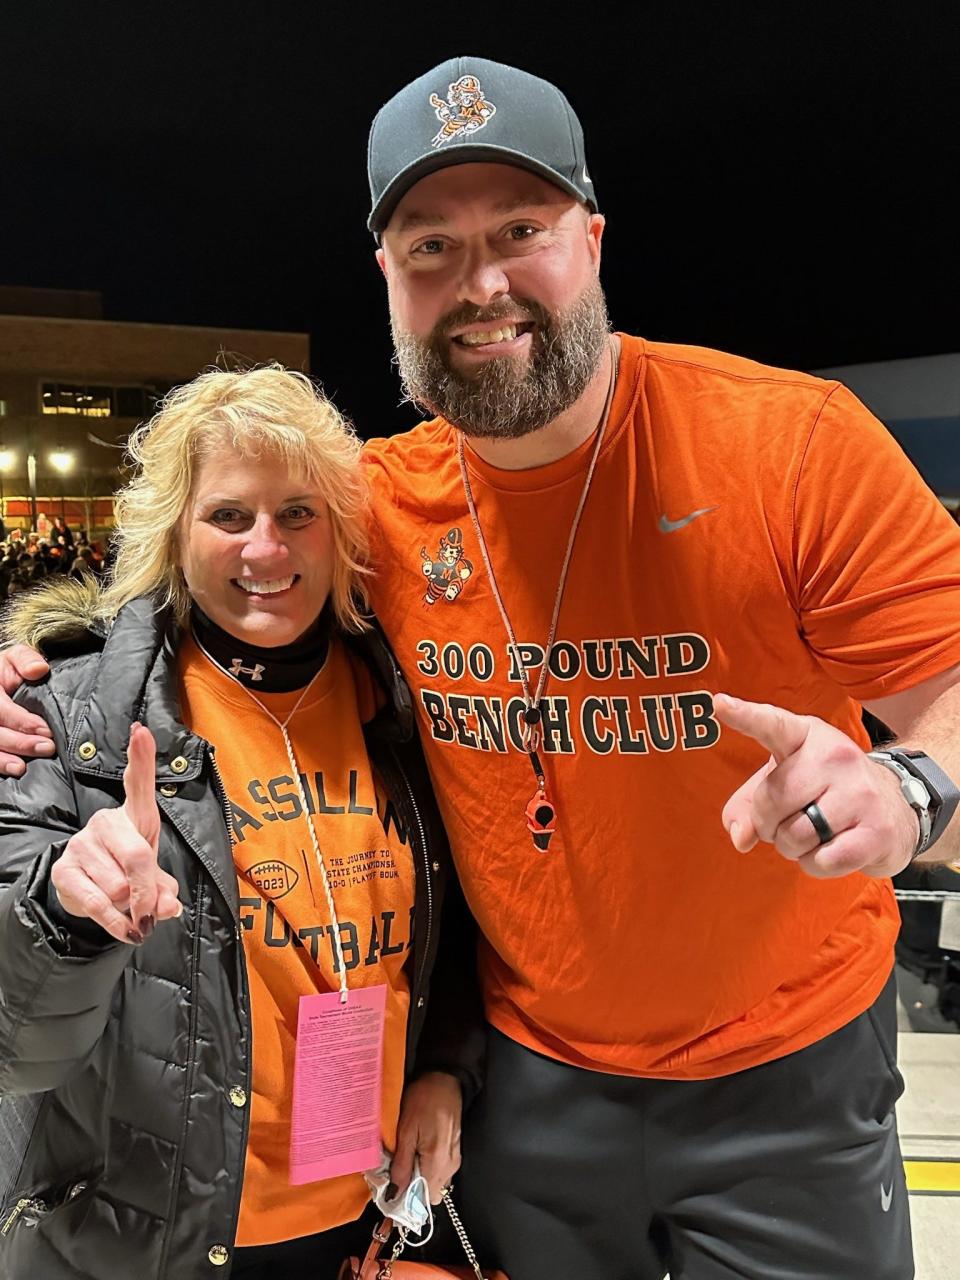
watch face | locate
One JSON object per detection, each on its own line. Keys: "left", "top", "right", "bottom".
{"left": 905, "top": 777, "right": 930, "bottom": 809}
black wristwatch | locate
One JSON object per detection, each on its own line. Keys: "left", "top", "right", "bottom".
{"left": 867, "top": 749, "right": 960, "bottom": 859}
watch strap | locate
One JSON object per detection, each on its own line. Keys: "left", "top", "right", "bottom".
{"left": 894, "top": 750, "right": 960, "bottom": 851}
{"left": 869, "top": 749, "right": 960, "bottom": 857}
{"left": 867, "top": 751, "right": 931, "bottom": 858}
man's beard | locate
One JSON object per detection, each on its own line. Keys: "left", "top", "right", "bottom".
{"left": 391, "top": 279, "right": 611, "bottom": 440}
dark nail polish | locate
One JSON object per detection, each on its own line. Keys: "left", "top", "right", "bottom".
{"left": 137, "top": 915, "right": 155, "bottom": 939}
{"left": 386, "top": 1183, "right": 398, "bottom": 1200}
{"left": 126, "top": 929, "right": 144, "bottom": 946}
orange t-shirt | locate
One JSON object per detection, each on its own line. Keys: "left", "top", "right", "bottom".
{"left": 178, "top": 635, "right": 414, "bottom": 1244}
{"left": 362, "top": 334, "right": 960, "bottom": 1080}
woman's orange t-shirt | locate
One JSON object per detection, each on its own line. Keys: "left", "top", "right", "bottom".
{"left": 178, "top": 635, "right": 414, "bottom": 1244}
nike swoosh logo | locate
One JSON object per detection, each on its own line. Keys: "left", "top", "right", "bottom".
{"left": 658, "top": 507, "right": 717, "bottom": 534}
{"left": 582, "top": 164, "right": 592, "bottom": 185}
{"left": 880, "top": 1182, "right": 893, "bottom": 1212}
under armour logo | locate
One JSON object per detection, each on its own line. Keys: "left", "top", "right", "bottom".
{"left": 229, "top": 658, "right": 265, "bottom": 682}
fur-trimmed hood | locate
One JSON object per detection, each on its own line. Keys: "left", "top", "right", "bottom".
{"left": 2, "top": 578, "right": 417, "bottom": 741}
{"left": 2, "top": 575, "right": 109, "bottom": 651}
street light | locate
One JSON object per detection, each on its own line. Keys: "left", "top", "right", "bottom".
{"left": 49, "top": 451, "right": 74, "bottom": 474}
{"left": 49, "top": 451, "right": 74, "bottom": 524}
{"left": 27, "top": 454, "right": 37, "bottom": 531}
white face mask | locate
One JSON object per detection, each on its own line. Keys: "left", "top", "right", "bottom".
{"left": 365, "top": 1149, "right": 434, "bottom": 1241}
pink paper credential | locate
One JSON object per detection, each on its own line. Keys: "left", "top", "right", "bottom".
{"left": 290, "top": 984, "right": 387, "bottom": 1185}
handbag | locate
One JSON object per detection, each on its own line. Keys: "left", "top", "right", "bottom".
{"left": 339, "top": 1190, "right": 508, "bottom": 1279}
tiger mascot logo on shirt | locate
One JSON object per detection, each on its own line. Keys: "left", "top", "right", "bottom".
{"left": 419, "top": 526, "right": 474, "bottom": 605}
{"left": 429, "top": 75, "right": 496, "bottom": 148}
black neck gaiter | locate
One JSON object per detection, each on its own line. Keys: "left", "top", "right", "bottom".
{"left": 190, "top": 605, "right": 331, "bottom": 693}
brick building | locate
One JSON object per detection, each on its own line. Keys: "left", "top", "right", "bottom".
{"left": 0, "top": 287, "right": 309, "bottom": 537}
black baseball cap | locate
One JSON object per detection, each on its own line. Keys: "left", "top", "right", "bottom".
{"left": 367, "top": 56, "right": 597, "bottom": 238}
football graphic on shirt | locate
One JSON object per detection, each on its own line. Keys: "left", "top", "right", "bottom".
{"left": 247, "top": 859, "right": 300, "bottom": 899}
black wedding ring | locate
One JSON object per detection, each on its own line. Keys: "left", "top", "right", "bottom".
{"left": 803, "top": 802, "right": 835, "bottom": 846}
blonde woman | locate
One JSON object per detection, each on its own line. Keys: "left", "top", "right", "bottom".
{"left": 0, "top": 368, "right": 480, "bottom": 1280}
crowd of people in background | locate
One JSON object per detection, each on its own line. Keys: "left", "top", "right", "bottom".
{"left": 0, "top": 515, "right": 108, "bottom": 601}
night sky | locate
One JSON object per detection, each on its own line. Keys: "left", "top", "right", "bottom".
{"left": 4, "top": 2, "right": 959, "bottom": 439}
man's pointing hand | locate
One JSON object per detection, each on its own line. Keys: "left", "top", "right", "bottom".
{"left": 713, "top": 693, "right": 918, "bottom": 879}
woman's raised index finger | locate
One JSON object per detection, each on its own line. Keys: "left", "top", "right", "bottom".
{"left": 122, "top": 722, "right": 159, "bottom": 838}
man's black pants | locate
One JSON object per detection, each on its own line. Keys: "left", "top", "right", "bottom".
{"left": 438, "top": 972, "right": 912, "bottom": 1279}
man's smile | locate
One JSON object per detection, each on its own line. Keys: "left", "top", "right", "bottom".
{"left": 451, "top": 320, "right": 535, "bottom": 347}
{"left": 449, "top": 322, "right": 535, "bottom": 358}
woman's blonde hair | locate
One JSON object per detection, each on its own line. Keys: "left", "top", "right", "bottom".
{"left": 99, "top": 364, "right": 370, "bottom": 632}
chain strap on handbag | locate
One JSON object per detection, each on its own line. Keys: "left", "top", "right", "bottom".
{"left": 383, "top": 1190, "right": 484, "bottom": 1279}
{"left": 341, "top": 1188, "right": 508, "bottom": 1279}
{"left": 439, "top": 1191, "right": 486, "bottom": 1279}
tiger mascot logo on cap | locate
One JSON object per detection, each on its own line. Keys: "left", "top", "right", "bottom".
{"left": 429, "top": 75, "right": 496, "bottom": 148}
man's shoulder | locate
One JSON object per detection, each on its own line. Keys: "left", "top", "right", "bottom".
{"left": 362, "top": 416, "right": 459, "bottom": 497}
{"left": 638, "top": 336, "right": 835, "bottom": 400}
{"left": 363, "top": 416, "right": 451, "bottom": 463}
{"left": 629, "top": 336, "right": 846, "bottom": 456}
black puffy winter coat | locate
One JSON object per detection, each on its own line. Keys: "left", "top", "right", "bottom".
{"left": 0, "top": 590, "right": 483, "bottom": 1280}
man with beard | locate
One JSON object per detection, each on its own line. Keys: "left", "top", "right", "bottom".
{"left": 360, "top": 58, "right": 960, "bottom": 1280}
{"left": 2, "top": 55, "right": 960, "bottom": 1279}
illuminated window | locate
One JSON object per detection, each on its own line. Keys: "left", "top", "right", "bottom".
{"left": 41, "top": 382, "right": 113, "bottom": 417}
{"left": 82, "top": 386, "right": 112, "bottom": 417}
{"left": 41, "top": 381, "right": 170, "bottom": 419}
